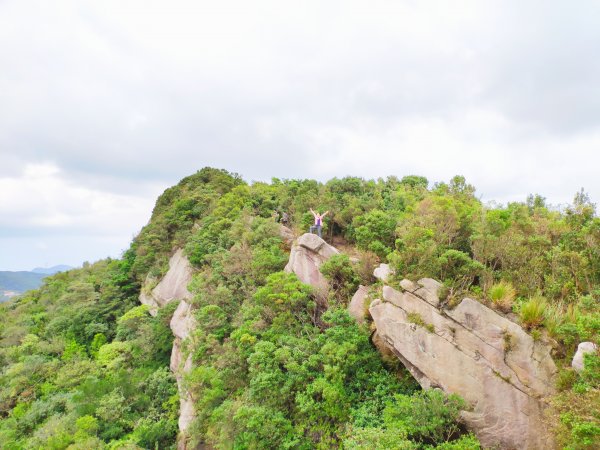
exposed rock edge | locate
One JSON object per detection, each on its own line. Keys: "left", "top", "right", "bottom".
{"left": 139, "top": 248, "right": 196, "bottom": 450}
{"left": 369, "top": 282, "right": 558, "bottom": 449}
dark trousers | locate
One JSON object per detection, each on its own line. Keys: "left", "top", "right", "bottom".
{"left": 309, "top": 225, "right": 322, "bottom": 237}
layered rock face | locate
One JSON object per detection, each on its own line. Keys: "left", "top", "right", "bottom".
{"left": 370, "top": 281, "right": 558, "bottom": 449}
{"left": 139, "top": 248, "right": 197, "bottom": 450}
{"left": 284, "top": 233, "right": 339, "bottom": 294}
{"left": 140, "top": 249, "right": 195, "bottom": 316}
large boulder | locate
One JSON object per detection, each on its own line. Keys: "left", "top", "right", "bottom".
{"left": 284, "top": 233, "right": 339, "bottom": 294}
{"left": 572, "top": 342, "right": 598, "bottom": 373}
{"left": 370, "top": 283, "right": 557, "bottom": 449}
{"left": 140, "top": 248, "right": 194, "bottom": 315}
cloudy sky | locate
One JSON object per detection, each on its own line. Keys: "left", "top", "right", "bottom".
{"left": 1, "top": 0, "right": 600, "bottom": 271}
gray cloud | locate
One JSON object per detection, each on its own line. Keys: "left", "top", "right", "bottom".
{"left": 1, "top": 0, "right": 600, "bottom": 269}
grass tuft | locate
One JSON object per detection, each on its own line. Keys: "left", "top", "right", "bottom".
{"left": 519, "top": 295, "right": 547, "bottom": 329}
{"left": 488, "top": 280, "right": 516, "bottom": 313}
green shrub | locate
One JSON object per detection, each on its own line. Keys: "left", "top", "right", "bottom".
{"left": 488, "top": 281, "right": 516, "bottom": 313}
{"left": 519, "top": 295, "right": 547, "bottom": 329}
{"left": 383, "top": 390, "right": 466, "bottom": 445}
{"left": 434, "top": 433, "right": 481, "bottom": 449}
{"left": 343, "top": 427, "right": 416, "bottom": 449}
{"left": 320, "top": 254, "right": 360, "bottom": 305}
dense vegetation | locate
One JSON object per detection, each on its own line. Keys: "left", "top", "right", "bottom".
{"left": 1, "top": 167, "right": 599, "bottom": 449}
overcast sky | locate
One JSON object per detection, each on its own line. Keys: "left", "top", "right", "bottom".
{"left": 1, "top": 0, "right": 600, "bottom": 271}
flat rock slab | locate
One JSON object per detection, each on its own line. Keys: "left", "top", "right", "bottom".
{"left": 371, "top": 283, "right": 557, "bottom": 450}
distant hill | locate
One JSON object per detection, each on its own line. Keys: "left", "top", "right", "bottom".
{"left": 0, "top": 266, "right": 72, "bottom": 301}
{"left": 31, "top": 265, "right": 73, "bottom": 275}
{"left": 0, "top": 271, "right": 46, "bottom": 292}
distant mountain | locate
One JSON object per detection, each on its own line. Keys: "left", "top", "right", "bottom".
{"left": 0, "top": 266, "right": 72, "bottom": 301}
{"left": 0, "top": 271, "right": 46, "bottom": 293}
{"left": 31, "top": 265, "right": 73, "bottom": 275}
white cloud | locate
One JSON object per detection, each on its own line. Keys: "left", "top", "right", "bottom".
{"left": 1, "top": 0, "right": 600, "bottom": 269}
{"left": 0, "top": 162, "right": 163, "bottom": 236}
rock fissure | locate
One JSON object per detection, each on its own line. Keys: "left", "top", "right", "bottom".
{"left": 381, "top": 301, "right": 536, "bottom": 400}
{"left": 371, "top": 281, "right": 557, "bottom": 449}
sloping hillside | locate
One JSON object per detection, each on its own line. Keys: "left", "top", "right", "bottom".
{"left": 0, "top": 167, "right": 598, "bottom": 449}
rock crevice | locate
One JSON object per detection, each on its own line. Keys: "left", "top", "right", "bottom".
{"left": 370, "top": 282, "right": 558, "bottom": 449}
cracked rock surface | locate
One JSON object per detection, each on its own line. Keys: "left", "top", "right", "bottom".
{"left": 369, "top": 282, "right": 557, "bottom": 449}
{"left": 139, "top": 248, "right": 197, "bottom": 449}
{"left": 284, "top": 233, "right": 339, "bottom": 294}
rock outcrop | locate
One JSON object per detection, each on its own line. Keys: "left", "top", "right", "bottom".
{"left": 279, "top": 224, "right": 295, "bottom": 247}
{"left": 348, "top": 285, "right": 369, "bottom": 324}
{"left": 572, "top": 341, "right": 598, "bottom": 373}
{"left": 140, "top": 249, "right": 195, "bottom": 316}
{"left": 139, "top": 248, "right": 197, "bottom": 450}
{"left": 369, "top": 281, "right": 558, "bottom": 449}
{"left": 284, "top": 233, "right": 339, "bottom": 294}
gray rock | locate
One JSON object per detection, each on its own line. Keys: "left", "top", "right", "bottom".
{"left": 138, "top": 248, "right": 197, "bottom": 448}
{"left": 572, "top": 342, "right": 598, "bottom": 373}
{"left": 284, "top": 233, "right": 339, "bottom": 295}
{"left": 400, "top": 278, "right": 420, "bottom": 292}
{"left": 139, "top": 248, "right": 194, "bottom": 316}
{"left": 348, "top": 285, "right": 369, "bottom": 324}
{"left": 279, "top": 225, "right": 295, "bottom": 247}
{"left": 371, "top": 283, "right": 557, "bottom": 450}
{"left": 373, "top": 263, "right": 393, "bottom": 282}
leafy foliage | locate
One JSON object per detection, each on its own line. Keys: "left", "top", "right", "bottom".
{"left": 3, "top": 167, "right": 600, "bottom": 448}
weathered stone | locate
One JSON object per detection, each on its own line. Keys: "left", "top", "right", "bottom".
{"left": 171, "top": 300, "right": 195, "bottom": 340}
{"left": 284, "top": 233, "right": 339, "bottom": 293}
{"left": 348, "top": 285, "right": 369, "bottom": 324}
{"left": 572, "top": 342, "right": 598, "bottom": 373}
{"left": 400, "top": 278, "right": 419, "bottom": 292}
{"left": 139, "top": 248, "right": 194, "bottom": 316}
{"left": 171, "top": 342, "right": 195, "bottom": 438}
{"left": 371, "top": 283, "right": 557, "bottom": 450}
{"left": 138, "top": 248, "right": 197, "bottom": 449}
{"left": 373, "top": 263, "right": 393, "bottom": 282}
{"left": 279, "top": 225, "right": 295, "bottom": 247}
{"left": 414, "top": 278, "right": 443, "bottom": 307}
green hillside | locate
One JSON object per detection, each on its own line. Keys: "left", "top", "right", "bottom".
{"left": 0, "top": 167, "right": 598, "bottom": 449}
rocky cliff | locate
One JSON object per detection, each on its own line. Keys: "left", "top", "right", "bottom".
{"left": 285, "top": 234, "right": 558, "bottom": 449}
{"left": 370, "top": 281, "right": 558, "bottom": 449}
{"left": 139, "top": 248, "right": 197, "bottom": 450}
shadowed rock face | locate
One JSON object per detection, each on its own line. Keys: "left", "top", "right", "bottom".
{"left": 284, "top": 233, "right": 339, "bottom": 294}
{"left": 139, "top": 248, "right": 197, "bottom": 450}
{"left": 369, "top": 282, "right": 558, "bottom": 450}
